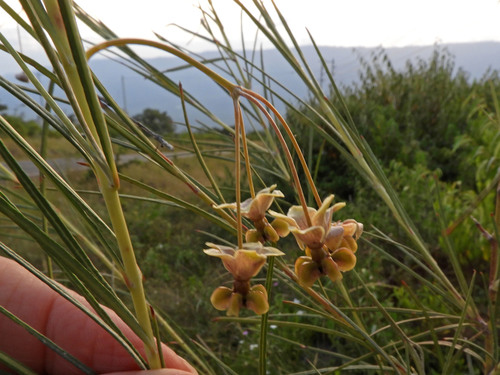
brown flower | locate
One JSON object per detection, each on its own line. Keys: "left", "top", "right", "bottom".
{"left": 215, "top": 185, "right": 284, "bottom": 243}
{"left": 204, "top": 242, "right": 284, "bottom": 316}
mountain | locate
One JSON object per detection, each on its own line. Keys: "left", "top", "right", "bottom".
{"left": 1, "top": 42, "right": 499, "bottom": 126}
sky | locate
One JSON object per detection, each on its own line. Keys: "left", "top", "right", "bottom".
{"left": 1, "top": 0, "right": 500, "bottom": 62}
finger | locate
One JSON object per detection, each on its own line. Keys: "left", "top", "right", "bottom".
{"left": 0, "top": 257, "right": 197, "bottom": 375}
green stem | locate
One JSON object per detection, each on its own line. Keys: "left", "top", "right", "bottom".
{"left": 100, "top": 180, "right": 160, "bottom": 367}
{"left": 233, "top": 96, "right": 243, "bottom": 249}
{"left": 259, "top": 256, "right": 275, "bottom": 375}
{"left": 239, "top": 103, "right": 255, "bottom": 198}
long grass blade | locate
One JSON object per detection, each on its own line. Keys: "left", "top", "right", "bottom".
{"left": 0, "top": 306, "right": 95, "bottom": 374}
{"left": 0, "top": 351, "right": 38, "bottom": 375}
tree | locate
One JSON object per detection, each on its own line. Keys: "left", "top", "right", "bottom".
{"left": 133, "top": 108, "right": 174, "bottom": 135}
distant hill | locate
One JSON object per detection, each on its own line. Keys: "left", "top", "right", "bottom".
{"left": 1, "top": 42, "right": 499, "bottom": 127}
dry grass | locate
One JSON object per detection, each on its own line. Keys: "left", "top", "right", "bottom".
{"left": 117, "top": 154, "right": 234, "bottom": 201}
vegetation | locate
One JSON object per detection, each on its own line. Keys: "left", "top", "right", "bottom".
{"left": 133, "top": 108, "right": 174, "bottom": 135}
{"left": 0, "top": 1, "right": 498, "bottom": 374}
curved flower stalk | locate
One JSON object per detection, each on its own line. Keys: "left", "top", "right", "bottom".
{"left": 214, "top": 185, "right": 284, "bottom": 243}
{"left": 271, "top": 195, "right": 363, "bottom": 287}
{"left": 204, "top": 242, "right": 284, "bottom": 316}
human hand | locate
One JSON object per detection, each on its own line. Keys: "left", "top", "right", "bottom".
{"left": 0, "top": 257, "right": 197, "bottom": 375}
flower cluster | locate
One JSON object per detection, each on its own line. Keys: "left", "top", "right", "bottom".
{"left": 270, "top": 194, "right": 363, "bottom": 287}
{"left": 206, "top": 187, "right": 363, "bottom": 316}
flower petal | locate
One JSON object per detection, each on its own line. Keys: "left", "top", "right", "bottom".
{"left": 242, "top": 242, "right": 284, "bottom": 257}
{"left": 227, "top": 292, "right": 243, "bottom": 316}
{"left": 287, "top": 205, "right": 316, "bottom": 230}
{"left": 260, "top": 246, "right": 285, "bottom": 257}
{"left": 210, "top": 286, "right": 233, "bottom": 311}
{"left": 220, "top": 185, "right": 284, "bottom": 222}
{"left": 271, "top": 218, "right": 290, "bottom": 237}
{"left": 204, "top": 242, "right": 236, "bottom": 256}
{"left": 291, "top": 226, "right": 325, "bottom": 250}
{"left": 321, "top": 257, "right": 343, "bottom": 283}
{"left": 212, "top": 202, "right": 237, "bottom": 210}
{"left": 295, "top": 256, "right": 321, "bottom": 287}
{"left": 241, "top": 242, "right": 264, "bottom": 251}
{"left": 324, "top": 225, "right": 344, "bottom": 251}
{"left": 246, "top": 187, "right": 284, "bottom": 222}
{"left": 245, "top": 229, "right": 262, "bottom": 243}
{"left": 340, "top": 236, "right": 358, "bottom": 253}
{"left": 312, "top": 195, "right": 335, "bottom": 229}
{"left": 263, "top": 224, "right": 280, "bottom": 242}
{"left": 331, "top": 247, "right": 357, "bottom": 271}
{"left": 246, "top": 284, "right": 269, "bottom": 315}
{"left": 342, "top": 220, "right": 359, "bottom": 237}
{"left": 354, "top": 222, "right": 364, "bottom": 240}
{"left": 228, "top": 250, "right": 267, "bottom": 280}
{"left": 331, "top": 202, "right": 346, "bottom": 214}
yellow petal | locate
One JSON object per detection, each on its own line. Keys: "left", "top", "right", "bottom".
{"left": 321, "top": 257, "right": 343, "bottom": 283}
{"left": 246, "top": 284, "right": 269, "bottom": 315}
{"left": 243, "top": 242, "right": 285, "bottom": 257}
{"left": 295, "top": 256, "right": 321, "bottom": 287}
{"left": 271, "top": 218, "right": 290, "bottom": 237}
{"left": 263, "top": 224, "right": 280, "bottom": 242}
{"left": 227, "top": 292, "right": 243, "bottom": 317}
{"left": 210, "top": 286, "right": 233, "bottom": 311}
{"left": 312, "top": 194, "right": 335, "bottom": 228}
{"left": 204, "top": 242, "right": 235, "bottom": 255}
{"left": 342, "top": 220, "right": 359, "bottom": 237}
{"left": 340, "top": 236, "right": 358, "bottom": 253}
{"left": 354, "top": 222, "right": 364, "bottom": 240}
{"left": 245, "top": 229, "right": 262, "bottom": 243}
{"left": 331, "top": 247, "right": 357, "bottom": 271}
{"left": 331, "top": 202, "right": 346, "bottom": 214}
